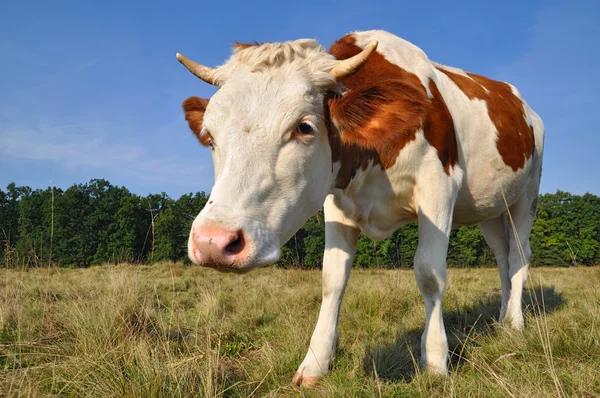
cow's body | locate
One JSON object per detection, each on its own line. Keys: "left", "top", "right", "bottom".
{"left": 177, "top": 29, "right": 544, "bottom": 385}
{"left": 328, "top": 31, "right": 543, "bottom": 236}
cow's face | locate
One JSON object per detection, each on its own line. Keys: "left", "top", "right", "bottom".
{"left": 185, "top": 77, "right": 334, "bottom": 271}
{"left": 179, "top": 40, "right": 377, "bottom": 271}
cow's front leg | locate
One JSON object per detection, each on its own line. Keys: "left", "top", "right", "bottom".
{"left": 414, "top": 185, "right": 457, "bottom": 376}
{"left": 293, "top": 194, "right": 358, "bottom": 387}
{"left": 414, "top": 211, "right": 451, "bottom": 375}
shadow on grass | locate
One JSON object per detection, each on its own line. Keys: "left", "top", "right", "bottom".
{"left": 362, "top": 285, "right": 566, "bottom": 382}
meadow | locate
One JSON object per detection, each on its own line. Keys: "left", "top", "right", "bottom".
{"left": 1, "top": 264, "right": 599, "bottom": 397}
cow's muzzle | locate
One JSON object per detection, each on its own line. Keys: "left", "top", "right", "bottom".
{"left": 189, "top": 225, "right": 250, "bottom": 269}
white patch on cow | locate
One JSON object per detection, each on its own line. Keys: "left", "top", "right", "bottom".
{"left": 432, "top": 62, "right": 471, "bottom": 78}
{"left": 333, "top": 135, "right": 428, "bottom": 240}
{"left": 434, "top": 63, "right": 491, "bottom": 96}
{"left": 507, "top": 82, "right": 521, "bottom": 98}
{"left": 433, "top": 69, "right": 530, "bottom": 224}
{"left": 506, "top": 83, "right": 539, "bottom": 132}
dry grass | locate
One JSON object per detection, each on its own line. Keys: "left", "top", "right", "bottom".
{"left": 1, "top": 264, "right": 599, "bottom": 397}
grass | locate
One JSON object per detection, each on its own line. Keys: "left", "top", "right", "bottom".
{"left": 1, "top": 264, "right": 599, "bottom": 397}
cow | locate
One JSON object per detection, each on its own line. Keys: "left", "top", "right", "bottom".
{"left": 176, "top": 30, "right": 544, "bottom": 386}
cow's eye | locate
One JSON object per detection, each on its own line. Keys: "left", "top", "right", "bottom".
{"left": 200, "top": 128, "right": 215, "bottom": 150}
{"left": 295, "top": 122, "right": 314, "bottom": 135}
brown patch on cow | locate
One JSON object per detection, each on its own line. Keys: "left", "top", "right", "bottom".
{"left": 436, "top": 66, "right": 534, "bottom": 171}
{"left": 329, "top": 35, "right": 425, "bottom": 89}
{"left": 182, "top": 96, "right": 211, "bottom": 146}
{"left": 327, "top": 79, "right": 429, "bottom": 168}
{"left": 424, "top": 79, "right": 458, "bottom": 174}
{"left": 327, "top": 35, "right": 428, "bottom": 188}
{"left": 326, "top": 35, "right": 459, "bottom": 187}
{"left": 325, "top": 102, "right": 379, "bottom": 189}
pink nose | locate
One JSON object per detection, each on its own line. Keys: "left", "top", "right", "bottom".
{"left": 190, "top": 225, "right": 248, "bottom": 267}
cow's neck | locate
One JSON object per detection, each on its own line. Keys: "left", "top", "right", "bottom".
{"left": 324, "top": 91, "right": 385, "bottom": 191}
{"left": 324, "top": 90, "right": 417, "bottom": 239}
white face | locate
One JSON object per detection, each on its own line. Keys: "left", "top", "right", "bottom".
{"left": 187, "top": 71, "right": 334, "bottom": 271}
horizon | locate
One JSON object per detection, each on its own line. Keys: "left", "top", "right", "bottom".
{"left": 1, "top": 0, "right": 599, "bottom": 198}
{"left": 1, "top": 178, "right": 598, "bottom": 201}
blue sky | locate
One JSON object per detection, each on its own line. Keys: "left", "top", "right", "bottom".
{"left": 1, "top": 0, "right": 599, "bottom": 197}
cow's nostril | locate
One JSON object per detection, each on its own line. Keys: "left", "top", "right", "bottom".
{"left": 224, "top": 230, "right": 245, "bottom": 255}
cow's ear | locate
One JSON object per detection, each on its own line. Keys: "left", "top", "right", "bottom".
{"left": 182, "top": 96, "right": 211, "bottom": 146}
{"left": 327, "top": 80, "right": 429, "bottom": 150}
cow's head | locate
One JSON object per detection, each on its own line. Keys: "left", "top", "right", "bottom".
{"left": 179, "top": 39, "right": 377, "bottom": 272}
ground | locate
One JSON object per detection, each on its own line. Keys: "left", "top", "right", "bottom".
{"left": 1, "top": 264, "right": 599, "bottom": 397}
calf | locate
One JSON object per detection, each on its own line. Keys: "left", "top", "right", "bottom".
{"left": 177, "top": 30, "right": 544, "bottom": 385}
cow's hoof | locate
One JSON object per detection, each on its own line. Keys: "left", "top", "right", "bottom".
{"left": 423, "top": 365, "right": 449, "bottom": 377}
{"left": 420, "top": 360, "right": 449, "bottom": 377}
{"left": 502, "top": 315, "right": 525, "bottom": 331}
{"left": 292, "top": 371, "right": 320, "bottom": 387}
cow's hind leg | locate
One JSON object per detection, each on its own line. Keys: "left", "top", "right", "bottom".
{"left": 293, "top": 194, "right": 358, "bottom": 387}
{"left": 479, "top": 215, "right": 511, "bottom": 322}
{"left": 504, "top": 194, "right": 537, "bottom": 329}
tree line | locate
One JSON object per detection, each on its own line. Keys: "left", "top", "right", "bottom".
{"left": 1, "top": 179, "right": 598, "bottom": 268}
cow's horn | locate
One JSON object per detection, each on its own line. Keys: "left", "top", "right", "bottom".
{"left": 176, "top": 53, "right": 221, "bottom": 87}
{"left": 329, "top": 40, "right": 378, "bottom": 81}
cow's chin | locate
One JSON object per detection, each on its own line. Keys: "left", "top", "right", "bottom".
{"left": 209, "top": 265, "right": 258, "bottom": 274}
{"left": 200, "top": 257, "right": 278, "bottom": 274}
{"left": 188, "top": 244, "right": 281, "bottom": 274}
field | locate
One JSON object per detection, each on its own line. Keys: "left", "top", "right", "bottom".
{"left": 1, "top": 264, "right": 599, "bottom": 397}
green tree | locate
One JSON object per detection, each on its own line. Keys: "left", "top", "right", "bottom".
{"left": 447, "top": 226, "right": 486, "bottom": 267}
{"left": 301, "top": 214, "right": 326, "bottom": 268}
{"left": 390, "top": 223, "right": 419, "bottom": 268}
{"left": 172, "top": 192, "right": 209, "bottom": 262}
{"left": 107, "top": 194, "right": 149, "bottom": 263}
{"left": 52, "top": 183, "right": 93, "bottom": 266}
{"left": 154, "top": 198, "right": 179, "bottom": 261}
{"left": 278, "top": 212, "right": 325, "bottom": 268}
{"left": 2, "top": 179, "right": 598, "bottom": 269}
{"left": 1, "top": 184, "right": 31, "bottom": 266}
{"left": 354, "top": 233, "right": 393, "bottom": 268}
{"left": 87, "top": 180, "right": 131, "bottom": 264}
{"left": 530, "top": 191, "right": 600, "bottom": 266}
{"left": 16, "top": 187, "right": 55, "bottom": 266}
